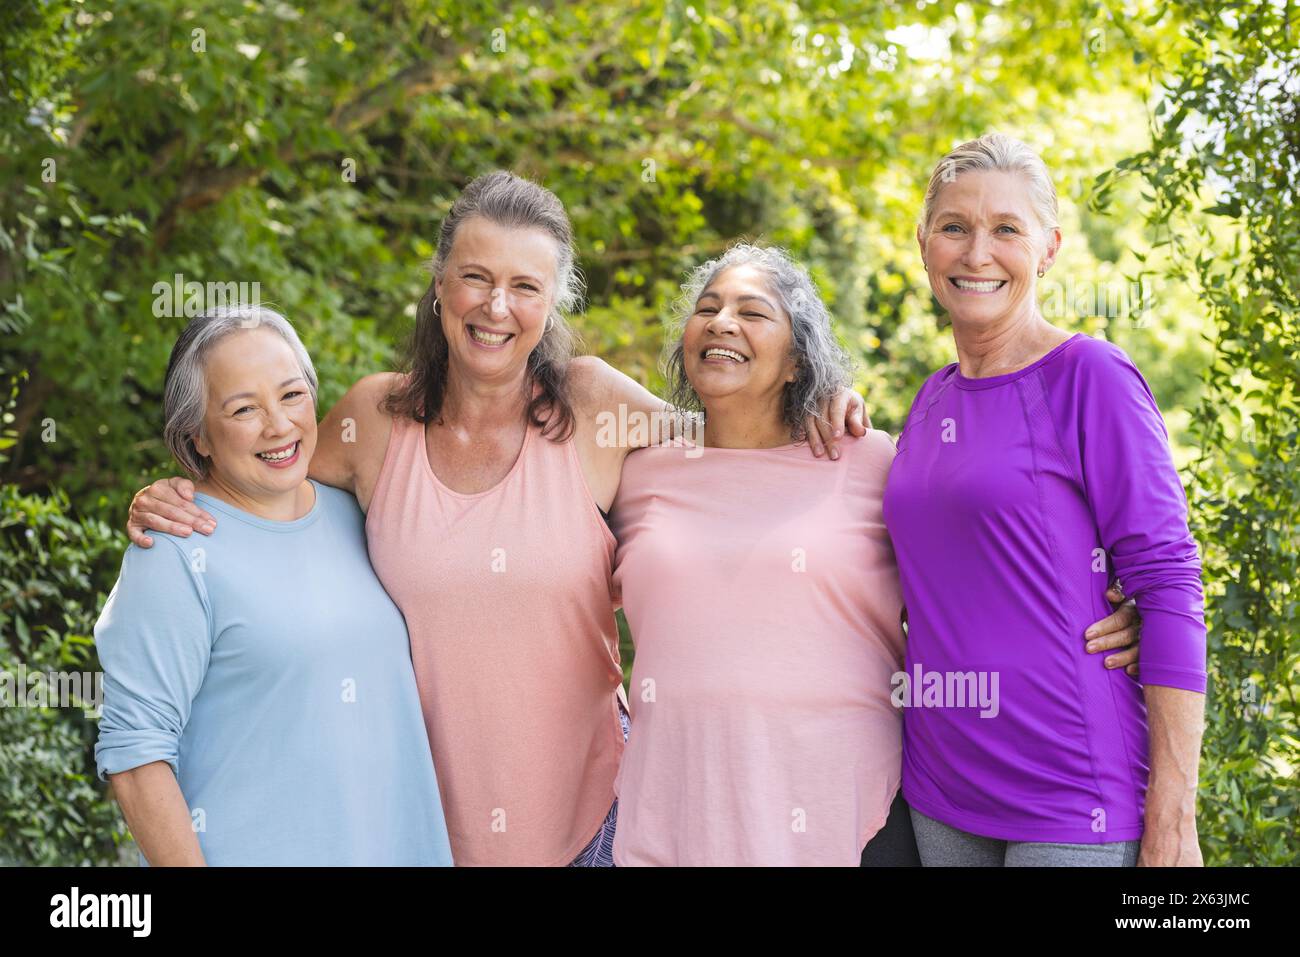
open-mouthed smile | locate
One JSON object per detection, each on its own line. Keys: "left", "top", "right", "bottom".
{"left": 949, "top": 277, "right": 1008, "bottom": 294}
{"left": 254, "top": 440, "right": 300, "bottom": 468}
{"left": 466, "top": 324, "right": 515, "bottom": 348}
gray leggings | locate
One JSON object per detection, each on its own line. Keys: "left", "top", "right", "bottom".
{"left": 910, "top": 807, "right": 1140, "bottom": 867}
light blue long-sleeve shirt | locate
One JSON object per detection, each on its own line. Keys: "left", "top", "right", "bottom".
{"left": 94, "top": 480, "right": 453, "bottom": 866}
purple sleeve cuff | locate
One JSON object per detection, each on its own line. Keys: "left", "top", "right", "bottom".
{"left": 1133, "top": 608, "right": 1207, "bottom": 693}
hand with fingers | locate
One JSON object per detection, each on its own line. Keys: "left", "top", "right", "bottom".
{"left": 127, "top": 477, "right": 217, "bottom": 548}
{"left": 805, "top": 388, "right": 872, "bottom": 460}
{"left": 1084, "top": 579, "right": 1141, "bottom": 676}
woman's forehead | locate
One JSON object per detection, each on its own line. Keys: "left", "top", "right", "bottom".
{"left": 933, "top": 169, "right": 1036, "bottom": 218}
{"left": 701, "top": 264, "right": 778, "bottom": 299}
{"left": 448, "top": 217, "right": 557, "bottom": 271}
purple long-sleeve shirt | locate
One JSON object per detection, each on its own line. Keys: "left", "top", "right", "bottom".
{"left": 882, "top": 332, "right": 1206, "bottom": 843}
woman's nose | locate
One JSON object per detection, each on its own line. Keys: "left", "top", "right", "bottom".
{"left": 489, "top": 287, "right": 509, "bottom": 318}
{"left": 266, "top": 405, "right": 295, "bottom": 435}
{"left": 706, "top": 309, "right": 739, "bottom": 334}
{"left": 963, "top": 231, "right": 994, "bottom": 266}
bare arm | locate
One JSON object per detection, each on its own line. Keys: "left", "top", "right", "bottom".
{"left": 109, "top": 762, "right": 206, "bottom": 866}
{"left": 311, "top": 372, "right": 399, "bottom": 511}
{"left": 1138, "top": 685, "right": 1205, "bottom": 866}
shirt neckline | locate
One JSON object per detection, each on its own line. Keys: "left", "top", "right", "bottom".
{"left": 951, "top": 333, "right": 1085, "bottom": 391}
{"left": 193, "top": 479, "right": 323, "bottom": 532}
{"left": 417, "top": 416, "right": 534, "bottom": 500}
{"left": 695, "top": 439, "right": 809, "bottom": 453}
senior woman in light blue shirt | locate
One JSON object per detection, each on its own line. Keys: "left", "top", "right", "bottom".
{"left": 94, "top": 306, "right": 453, "bottom": 866}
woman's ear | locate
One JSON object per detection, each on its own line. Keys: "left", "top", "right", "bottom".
{"left": 1040, "top": 227, "right": 1063, "bottom": 272}
{"left": 916, "top": 223, "right": 927, "bottom": 265}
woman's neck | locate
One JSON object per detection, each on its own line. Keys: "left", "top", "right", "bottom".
{"left": 701, "top": 396, "right": 793, "bottom": 449}
{"left": 952, "top": 308, "right": 1070, "bottom": 379}
{"left": 195, "top": 475, "right": 315, "bottom": 522}
{"left": 438, "top": 362, "right": 531, "bottom": 432}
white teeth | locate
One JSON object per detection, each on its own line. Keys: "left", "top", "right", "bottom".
{"left": 469, "top": 326, "right": 511, "bottom": 345}
{"left": 953, "top": 279, "right": 1006, "bottom": 292}
{"left": 704, "top": 348, "right": 746, "bottom": 362}
{"left": 257, "top": 442, "right": 296, "bottom": 461}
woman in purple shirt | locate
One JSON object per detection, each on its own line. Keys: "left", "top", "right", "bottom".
{"left": 883, "top": 133, "right": 1207, "bottom": 866}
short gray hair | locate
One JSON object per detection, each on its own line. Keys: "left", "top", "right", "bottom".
{"left": 663, "top": 244, "right": 854, "bottom": 439}
{"left": 920, "top": 132, "right": 1060, "bottom": 233}
{"left": 162, "top": 306, "right": 318, "bottom": 478}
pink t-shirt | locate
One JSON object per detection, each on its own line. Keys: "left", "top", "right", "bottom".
{"left": 610, "top": 430, "right": 906, "bottom": 865}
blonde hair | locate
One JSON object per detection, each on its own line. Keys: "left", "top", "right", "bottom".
{"left": 920, "top": 133, "right": 1060, "bottom": 234}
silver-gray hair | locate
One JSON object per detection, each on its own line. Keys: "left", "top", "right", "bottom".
{"left": 162, "top": 306, "right": 318, "bottom": 478}
{"left": 663, "top": 244, "right": 854, "bottom": 439}
{"left": 920, "top": 132, "right": 1060, "bottom": 233}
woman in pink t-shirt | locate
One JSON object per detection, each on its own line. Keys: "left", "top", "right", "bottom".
{"left": 608, "top": 244, "right": 1141, "bottom": 865}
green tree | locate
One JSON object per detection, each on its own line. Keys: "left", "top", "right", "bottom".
{"left": 1096, "top": 0, "right": 1299, "bottom": 866}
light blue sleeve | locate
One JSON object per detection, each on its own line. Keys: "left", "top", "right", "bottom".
{"left": 93, "top": 539, "right": 213, "bottom": 780}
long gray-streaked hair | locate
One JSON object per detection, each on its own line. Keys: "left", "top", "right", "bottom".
{"left": 162, "top": 306, "right": 318, "bottom": 478}
{"left": 383, "top": 170, "right": 586, "bottom": 441}
{"left": 663, "top": 244, "right": 854, "bottom": 439}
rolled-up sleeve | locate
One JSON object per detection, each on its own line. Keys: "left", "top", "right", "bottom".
{"left": 1076, "top": 343, "right": 1208, "bottom": 693}
{"left": 93, "top": 539, "right": 213, "bottom": 780}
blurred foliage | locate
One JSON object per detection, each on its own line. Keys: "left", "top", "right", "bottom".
{"left": 1093, "top": 0, "right": 1299, "bottom": 866}
{"left": 0, "top": 0, "right": 1293, "bottom": 864}
{"left": 0, "top": 482, "right": 130, "bottom": 864}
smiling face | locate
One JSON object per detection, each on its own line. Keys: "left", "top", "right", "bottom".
{"left": 434, "top": 216, "right": 558, "bottom": 384}
{"left": 682, "top": 264, "right": 797, "bottom": 413}
{"left": 191, "top": 326, "right": 317, "bottom": 503}
{"left": 918, "top": 169, "right": 1061, "bottom": 332}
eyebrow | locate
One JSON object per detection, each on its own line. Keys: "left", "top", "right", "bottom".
{"left": 935, "top": 210, "right": 1029, "bottom": 224}
{"left": 459, "top": 262, "right": 544, "bottom": 284}
{"left": 696, "top": 291, "right": 778, "bottom": 311}
{"left": 222, "top": 377, "right": 306, "bottom": 407}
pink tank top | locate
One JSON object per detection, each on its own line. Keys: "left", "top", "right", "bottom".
{"left": 365, "top": 388, "right": 624, "bottom": 866}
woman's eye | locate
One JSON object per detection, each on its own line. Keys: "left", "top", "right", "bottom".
{"left": 517, "top": 283, "right": 540, "bottom": 293}
{"left": 283, "top": 391, "right": 305, "bottom": 401}
{"left": 234, "top": 406, "right": 255, "bottom": 416}
{"left": 464, "top": 272, "right": 487, "bottom": 282}
{"left": 941, "top": 223, "right": 964, "bottom": 233}
{"left": 696, "top": 308, "right": 717, "bottom": 316}
{"left": 997, "top": 225, "right": 1018, "bottom": 233}
{"left": 742, "top": 312, "right": 767, "bottom": 320}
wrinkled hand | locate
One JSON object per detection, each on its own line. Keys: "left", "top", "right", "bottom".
{"left": 127, "top": 477, "right": 216, "bottom": 548}
{"left": 1085, "top": 581, "right": 1141, "bottom": 676}
{"left": 806, "top": 389, "right": 871, "bottom": 460}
